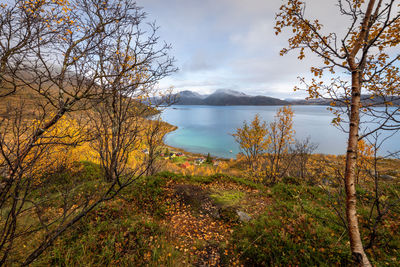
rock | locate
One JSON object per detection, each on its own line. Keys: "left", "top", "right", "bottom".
{"left": 218, "top": 207, "right": 252, "bottom": 223}
{"left": 236, "top": 211, "right": 252, "bottom": 222}
{"left": 380, "top": 174, "right": 396, "bottom": 181}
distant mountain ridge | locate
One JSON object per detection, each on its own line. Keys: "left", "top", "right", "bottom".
{"left": 173, "top": 90, "right": 400, "bottom": 106}
{"left": 174, "top": 90, "right": 289, "bottom": 106}
{"left": 288, "top": 95, "right": 400, "bottom": 106}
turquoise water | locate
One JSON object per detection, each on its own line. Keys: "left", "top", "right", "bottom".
{"left": 161, "top": 105, "right": 399, "bottom": 159}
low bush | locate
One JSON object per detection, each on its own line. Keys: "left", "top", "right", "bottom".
{"left": 231, "top": 184, "right": 352, "bottom": 266}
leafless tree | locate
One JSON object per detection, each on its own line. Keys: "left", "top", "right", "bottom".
{"left": 0, "top": 0, "right": 175, "bottom": 265}
{"left": 290, "top": 137, "right": 318, "bottom": 181}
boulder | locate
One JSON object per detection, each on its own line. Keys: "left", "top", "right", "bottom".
{"left": 237, "top": 211, "right": 252, "bottom": 222}
{"left": 380, "top": 174, "right": 396, "bottom": 181}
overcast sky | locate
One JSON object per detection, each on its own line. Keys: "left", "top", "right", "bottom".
{"left": 135, "top": 0, "right": 350, "bottom": 99}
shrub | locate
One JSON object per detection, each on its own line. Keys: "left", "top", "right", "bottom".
{"left": 231, "top": 207, "right": 351, "bottom": 266}
{"left": 129, "top": 176, "right": 168, "bottom": 217}
{"left": 231, "top": 183, "right": 352, "bottom": 266}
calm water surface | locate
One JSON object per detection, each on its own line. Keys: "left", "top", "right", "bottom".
{"left": 161, "top": 105, "right": 399, "bottom": 158}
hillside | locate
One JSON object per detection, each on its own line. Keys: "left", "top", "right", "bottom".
{"left": 22, "top": 154, "right": 400, "bottom": 266}
{"left": 173, "top": 90, "right": 400, "bottom": 107}
{"left": 174, "top": 89, "right": 289, "bottom": 106}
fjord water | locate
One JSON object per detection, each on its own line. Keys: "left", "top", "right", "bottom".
{"left": 161, "top": 105, "right": 399, "bottom": 159}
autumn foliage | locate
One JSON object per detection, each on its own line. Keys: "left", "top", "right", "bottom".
{"left": 232, "top": 114, "right": 269, "bottom": 170}
{"left": 233, "top": 106, "right": 295, "bottom": 183}
{"left": 275, "top": 0, "right": 400, "bottom": 265}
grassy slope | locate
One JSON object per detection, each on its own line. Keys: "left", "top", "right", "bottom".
{"left": 26, "top": 162, "right": 400, "bottom": 266}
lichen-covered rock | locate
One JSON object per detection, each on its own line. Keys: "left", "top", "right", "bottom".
{"left": 236, "top": 211, "right": 252, "bottom": 222}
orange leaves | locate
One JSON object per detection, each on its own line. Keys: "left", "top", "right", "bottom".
{"left": 356, "top": 140, "right": 374, "bottom": 183}
{"left": 275, "top": 0, "right": 329, "bottom": 62}
{"left": 163, "top": 192, "right": 230, "bottom": 265}
{"left": 277, "top": 0, "right": 400, "bottom": 107}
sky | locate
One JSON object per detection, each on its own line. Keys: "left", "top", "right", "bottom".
{"left": 135, "top": 0, "right": 352, "bottom": 99}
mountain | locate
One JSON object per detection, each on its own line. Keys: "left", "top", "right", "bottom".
{"left": 212, "top": 89, "right": 248, "bottom": 97}
{"left": 172, "top": 90, "right": 400, "bottom": 106}
{"left": 178, "top": 90, "right": 207, "bottom": 99}
{"left": 174, "top": 90, "right": 207, "bottom": 105}
{"left": 288, "top": 98, "right": 332, "bottom": 105}
{"left": 289, "top": 95, "right": 400, "bottom": 106}
{"left": 174, "top": 90, "right": 289, "bottom": 106}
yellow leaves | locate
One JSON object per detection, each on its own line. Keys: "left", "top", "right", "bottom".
{"left": 358, "top": 139, "right": 374, "bottom": 160}
{"left": 233, "top": 106, "right": 295, "bottom": 181}
{"left": 331, "top": 116, "right": 341, "bottom": 126}
{"left": 385, "top": 101, "right": 393, "bottom": 106}
{"left": 276, "top": 0, "right": 325, "bottom": 59}
{"left": 233, "top": 114, "right": 270, "bottom": 169}
{"left": 275, "top": 0, "right": 400, "bottom": 108}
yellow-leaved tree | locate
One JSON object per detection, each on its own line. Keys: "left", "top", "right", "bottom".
{"left": 275, "top": 0, "right": 400, "bottom": 265}
{"left": 232, "top": 114, "right": 270, "bottom": 171}
{"left": 266, "top": 105, "right": 295, "bottom": 183}
{"left": 233, "top": 106, "right": 295, "bottom": 183}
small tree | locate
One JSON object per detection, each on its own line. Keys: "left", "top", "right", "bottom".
{"left": 265, "top": 106, "right": 295, "bottom": 183}
{"left": 356, "top": 139, "right": 374, "bottom": 184}
{"left": 232, "top": 114, "right": 269, "bottom": 170}
{"left": 144, "top": 118, "right": 170, "bottom": 176}
{"left": 290, "top": 137, "right": 318, "bottom": 181}
{"left": 206, "top": 152, "right": 212, "bottom": 164}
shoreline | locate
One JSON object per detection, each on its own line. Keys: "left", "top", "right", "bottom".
{"left": 161, "top": 117, "right": 399, "bottom": 160}
{"left": 162, "top": 123, "right": 234, "bottom": 161}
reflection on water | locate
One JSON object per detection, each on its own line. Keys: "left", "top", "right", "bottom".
{"left": 161, "top": 105, "right": 399, "bottom": 159}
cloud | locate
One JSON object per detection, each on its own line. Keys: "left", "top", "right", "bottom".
{"left": 135, "top": 0, "right": 361, "bottom": 98}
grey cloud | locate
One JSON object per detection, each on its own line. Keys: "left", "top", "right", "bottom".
{"left": 136, "top": 0, "right": 369, "bottom": 98}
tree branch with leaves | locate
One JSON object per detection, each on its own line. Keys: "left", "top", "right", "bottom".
{"left": 275, "top": 0, "right": 400, "bottom": 265}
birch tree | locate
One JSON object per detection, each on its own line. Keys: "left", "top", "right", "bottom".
{"left": 275, "top": 1, "right": 400, "bottom": 266}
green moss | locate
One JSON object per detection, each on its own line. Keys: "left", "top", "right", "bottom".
{"left": 170, "top": 156, "right": 187, "bottom": 163}
{"left": 231, "top": 183, "right": 352, "bottom": 266}
{"left": 210, "top": 190, "right": 244, "bottom": 206}
{"left": 186, "top": 175, "right": 216, "bottom": 184}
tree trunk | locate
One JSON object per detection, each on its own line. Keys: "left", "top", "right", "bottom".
{"left": 344, "top": 69, "right": 371, "bottom": 267}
